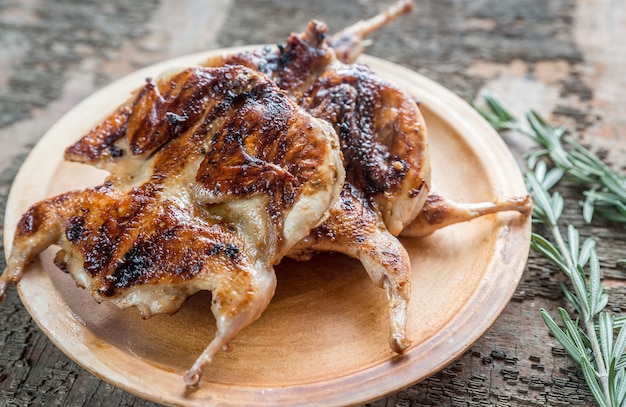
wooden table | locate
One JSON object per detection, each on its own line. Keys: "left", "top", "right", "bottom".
{"left": 1, "top": 1, "right": 624, "bottom": 405}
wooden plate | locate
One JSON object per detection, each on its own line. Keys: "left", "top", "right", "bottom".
{"left": 3, "top": 49, "right": 531, "bottom": 406}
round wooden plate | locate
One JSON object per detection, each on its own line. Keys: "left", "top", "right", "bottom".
{"left": 3, "top": 49, "right": 531, "bottom": 406}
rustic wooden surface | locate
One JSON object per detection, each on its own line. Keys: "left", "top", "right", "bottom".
{"left": 0, "top": 0, "right": 624, "bottom": 406}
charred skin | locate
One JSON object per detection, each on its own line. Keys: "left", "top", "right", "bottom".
{"left": 204, "top": 14, "right": 429, "bottom": 353}
{"left": 206, "top": 20, "right": 333, "bottom": 100}
{"left": 7, "top": 184, "right": 256, "bottom": 311}
{"left": 1, "top": 65, "right": 344, "bottom": 386}
{"left": 203, "top": 5, "right": 530, "bottom": 355}
{"left": 66, "top": 65, "right": 344, "bottom": 256}
{"left": 205, "top": 19, "right": 431, "bottom": 234}
{"left": 301, "top": 62, "right": 431, "bottom": 236}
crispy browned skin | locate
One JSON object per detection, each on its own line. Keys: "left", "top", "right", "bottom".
{"left": 300, "top": 62, "right": 430, "bottom": 234}
{"left": 1, "top": 65, "right": 344, "bottom": 386}
{"left": 205, "top": 20, "right": 430, "bottom": 233}
{"left": 15, "top": 183, "right": 254, "bottom": 301}
{"left": 202, "top": 5, "right": 530, "bottom": 353}
{"left": 203, "top": 18, "right": 428, "bottom": 353}
{"left": 293, "top": 59, "right": 429, "bottom": 353}
{"left": 65, "top": 65, "right": 343, "bottom": 251}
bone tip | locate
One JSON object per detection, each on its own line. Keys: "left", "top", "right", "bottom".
{"left": 519, "top": 195, "right": 534, "bottom": 216}
{"left": 390, "top": 334, "right": 411, "bottom": 353}
{"left": 386, "top": 0, "right": 414, "bottom": 18}
{"left": 0, "top": 274, "right": 11, "bottom": 303}
{"left": 398, "top": 0, "right": 415, "bottom": 14}
{"left": 183, "top": 369, "right": 201, "bottom": 387}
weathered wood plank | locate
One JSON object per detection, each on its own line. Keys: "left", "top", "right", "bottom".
{"left": 0, "top": 0, "right": 624, "bottom": 405}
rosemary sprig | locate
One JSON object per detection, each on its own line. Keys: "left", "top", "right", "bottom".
{"left": 476, "top": 93, "right": 626, "bottom": 224}
{"left": 475, "top": 94, "right": 626, "bottom": 407}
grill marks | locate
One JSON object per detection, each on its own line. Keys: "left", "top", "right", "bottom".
{"left": 29, "top": 65, "right": 339, "bottom": 298}
{"left": 122, "top": 68, "right": 251, "bottom": 158}
{"left": 196, "top": 84, "right": 295, "bottom": 198}
{"left": 65, "top": 67, "right": 265, "bottom": 166}
{"left": 66, "top": 66, "right": 331, "bottom": 214}
{"left": 196, "top": 82, "right": 331, "bottom": 219}
{"left": 203, "top": 22, "right": 428, "bottom": 227}
{"left": 64, "top": 107, "right": 131, "bottom": 162}
{"left": 98, "top": 198, "right": 248, "bottom": 297}
{"left": 41, "top": 182, "right": 252, "bottom": 298}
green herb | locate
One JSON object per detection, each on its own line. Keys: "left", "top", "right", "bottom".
{"left": 476, "top": 93, "right": 626, "bottom": 224}
{"left": 475, "top": 94, "right": 626, "bottom": 407}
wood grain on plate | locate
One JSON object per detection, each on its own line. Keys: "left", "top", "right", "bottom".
{"left": 2, "top": 49, "right": 531, "bottom": 407}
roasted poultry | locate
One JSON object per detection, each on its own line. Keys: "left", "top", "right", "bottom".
{"left": 201, "top": 0, "right": 530, "bottom": 352}
{"left": 202, "top": 0, "right": 428, "bottom": 353}
{"left": 0, "top": 66, "right": 345, "bottom": 385}
{"left": 0, "top": 0, "right": 532, "bottom": 387}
